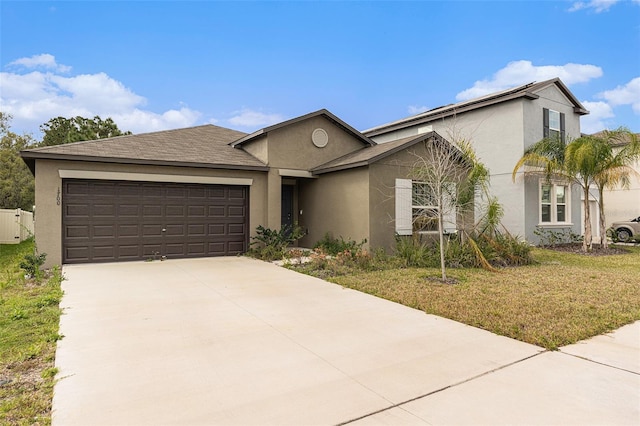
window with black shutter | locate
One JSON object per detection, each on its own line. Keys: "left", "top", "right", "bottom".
{"left": 543, "top": 108, "right": 565, "bottom": 143}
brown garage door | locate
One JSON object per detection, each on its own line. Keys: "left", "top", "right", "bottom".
{"left": 62, "top": 179, "right": 248, "bottom": 264}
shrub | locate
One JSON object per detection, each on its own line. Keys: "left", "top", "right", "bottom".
{"left": 19, "top": 251, "right": 47, "bottom": 279}
{"left": 248, "top": 224, "right": 305, "bottom": 261}
{"left": 394, "top": 232, "right": 533, "bottom": 270}
{"left": 534, "top": 226, "right": 582, "bottom": 247}
{"left": 394, "top": 235, "right": 439, "bottom": 268}
{"left": 313, "top": 233, "right": 366, "bottom": 256}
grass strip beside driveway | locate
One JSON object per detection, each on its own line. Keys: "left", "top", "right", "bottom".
{"left": 330, "top": 247, "right": 640, "bottom": 350}
{"left": 0, "top": 240, "right": 63, "bottom": 426}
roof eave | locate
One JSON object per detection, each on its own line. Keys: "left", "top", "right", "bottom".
{"left": 365, "top": 92, "right": 538, "bottom": 137}
{"left": 19, "top": 152, "right": 270, "bottom": 173}
{"left": 313, "top": 131, "right": 448, "bottom": 174}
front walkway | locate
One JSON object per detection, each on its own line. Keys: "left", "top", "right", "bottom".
{"left": 53, "top": 257, "right": 639, "bottom": 425}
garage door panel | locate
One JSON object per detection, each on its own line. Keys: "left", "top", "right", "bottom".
{"left": 142, "top": 224, "right": 163, "bottom": 237}
{"left": 118, "top": 250, "right": 142, "bottom": 260}
{"left": 143, "top": 205, "right": 163, "bottom": 217}
{"left": 65, "top": 247, "right": 90, "bottom": 262}
{"left": 228, "top": 223, "right": 245, "bottom": 235}
{"left": 63, "top": 180, "right": 248, "bottom": 264}
{"left": 93, "top": 204, "right": 116, "bottom": 217}
{"left": 229, "top": 206, "right": 245, "bottom": 217}
{"left": 65, "top": 225, "right": 90, "bottom": 239}
{"left": 66, "top": 204, "right": 90, "bottom": 217}
{"left": 66, "top": 181, "right": 90, "bottom": 195}
{"left": 228, "top": 241, "right": 245, "bottom": 254}
{"left": 166, "top": 187, "right": 187, "bottom": 198}
{"left": 187, "top": 224, "right": 206, "bottom": 236}
{"left": 119, "top": 184, "right": 141, "bottom": 197}
{"left": 92, "top": 245, "right": 116, "bottom": 260}
{"left": 165, "top": 224, "right": 185, "bottom": 236}
{"left": 118, "top": 224, "right": 140, "bottom": 237}
{"left": 118, "top": 204, "right": 140, "bottom": 217}
{"left": 93, "top": 225, "right": 116, "bottom": 238}
{"left": 92, "top": 182, "right": 117, "bottom": 196}
{"left": 140, "top": 187, "right": 162, "bottom": 199}
{"left": 167, "top": 205, "right": 186, "bottom": 217}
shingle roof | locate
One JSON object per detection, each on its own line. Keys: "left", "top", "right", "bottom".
{"left": 230, "top": 109, "right": 375, "bottom": 147}
{"left": 312, "top": 132, "right": 446, "bottom": 174}
{"left": 21, "top": 124, "right": 268, "bottom": 171}
{"left": 363, "top": 78, "right": 589, "bottom": 137}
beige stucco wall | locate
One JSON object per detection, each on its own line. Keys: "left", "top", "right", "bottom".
{"left": 297, "top": 167, "right": 370, "bottom": 249}
{"left": 368, "top": 142, "right": 474, "bottom": 252}
{"left": 267, "top": 116, "right": 366, "bottom": 170}
{"left": 33, "top": 159, "right": 268, "bottom": 268}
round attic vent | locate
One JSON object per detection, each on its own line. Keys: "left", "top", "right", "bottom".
{"left": 312, "top": 128, "right": 329, "bottom": 148}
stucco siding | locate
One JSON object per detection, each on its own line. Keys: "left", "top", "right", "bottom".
{"left": 603, "top": 157, "right": 640, "bottom": 225}
{"left": 33, "top": 159, "right": 268, "bottom": 268}
{"left": 371, "top": 100, "right": 528, "bottom": 239}
{"left": 370, "top": 83, "right": 585, "bottom": 244}
{"left": 298, "top": 167, "right": 369, "bottom": 248}
{"left": 268, "top": 116, "right": 365, "bottom": 170}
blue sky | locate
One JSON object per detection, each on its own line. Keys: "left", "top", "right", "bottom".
{"left": 1, "top": 0, "right": 639, "bottom": 139}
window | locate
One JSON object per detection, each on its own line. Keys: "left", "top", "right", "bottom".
{"left": 412, "top": 182, "right": 438, "bottom": 232}
{"left": 540, "top": 182, "right": 569, "bottom": 224}
{"left": 543, "top": 108, "right": 565, "bottom": 143}
{"left": 395, "top": 179, "right": 456, "bottom": 235}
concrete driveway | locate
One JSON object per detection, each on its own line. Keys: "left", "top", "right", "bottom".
{"left": 54, "top": 257, "right": 639, "bottom": 425}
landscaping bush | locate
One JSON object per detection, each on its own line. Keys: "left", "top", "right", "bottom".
{"left": 247, "top": 224, "right": 305, "bottom": 261}
{"left": 534, "top": 226, "right": 582, "bottom": 247}
{"left": 313, "top": 233, "right": 367, "bottom": 256}
{"left": 394, "top": 232, "right": 533, "bottom": 270}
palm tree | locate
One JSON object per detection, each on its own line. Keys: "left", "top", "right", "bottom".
{"left": 513, "top": 135, "right": 596, "bottom": 252}
{"left": 590, "top": 129, "right": 640, "bottom": 248}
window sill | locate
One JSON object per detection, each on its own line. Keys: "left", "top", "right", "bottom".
{"left": 537, "top": 223, "right": 574, "bottom": 228}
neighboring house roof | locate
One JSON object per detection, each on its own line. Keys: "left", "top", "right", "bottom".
{"left": 363, "top": 78, "right": 590, "bottom": 137}
{"left": 312, "top": 131, "right": 450, "bottom": 174}
{"left": 230, "top": 109, "right": 375, "bottom": 147}
{"left": 21, "top": 125, "right": 269, "bottom": 173}
{"left": 588, "top": 130, "right": 640, "bottom": 147}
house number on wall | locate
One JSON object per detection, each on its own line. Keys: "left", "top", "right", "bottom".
{"left": 56, "top": 187, "right": 61, "bottom": 206}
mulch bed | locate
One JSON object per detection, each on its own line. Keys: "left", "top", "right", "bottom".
{"left": 544, "top": 243, "right": 631, "bottom": 256}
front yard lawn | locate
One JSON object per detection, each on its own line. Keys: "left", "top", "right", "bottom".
{"left": 327, "top": 246, "right": 640, "bottom": 350}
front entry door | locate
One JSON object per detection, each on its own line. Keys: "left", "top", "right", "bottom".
{"left": 281, "top": 185, "right": 294, "bottom": 230}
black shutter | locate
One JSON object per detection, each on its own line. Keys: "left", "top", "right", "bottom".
{"left": 560, "top": 112, "right": 565, "bottom": 143}
{"left": 543, "top": 108, "right": 550, "bottom": 139}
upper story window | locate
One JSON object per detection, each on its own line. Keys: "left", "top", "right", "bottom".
{"left": 543, "top": 108, "right": 565, "bottom": 143}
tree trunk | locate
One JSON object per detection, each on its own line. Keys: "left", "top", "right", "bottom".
{"left": 582, "top": 185, "right": 592, "bottom": 252}
{"left": 598, "top": 188, "right": 608, "bottom": 249}
{"left": 438, "top": 199, "right": 447, "bottom": 282}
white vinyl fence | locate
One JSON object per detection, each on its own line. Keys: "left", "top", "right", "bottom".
{"left": 0, "top": 209, "right": 34, "bottom": 244}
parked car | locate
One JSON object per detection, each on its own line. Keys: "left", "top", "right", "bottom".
{"left": 610, "top": 216, "right": 640, "bottom": 242}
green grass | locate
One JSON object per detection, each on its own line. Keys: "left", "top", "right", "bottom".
{"left": 327, "top": 246, "right": 640, "bottom": 350}
{"left": 0, "top": 240, "right": 63, "bottom": 426}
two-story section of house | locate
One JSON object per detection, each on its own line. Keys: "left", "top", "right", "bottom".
{"left": 363, "top": 78, "right": 590, "bottom": 243}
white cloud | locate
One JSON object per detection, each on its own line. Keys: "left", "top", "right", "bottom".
{"left": 598, "top": 77, "right": 640, "bottom": 114}
{"left": 407, "top": 105, "right": 429, "bottom": 115}
{"left": 0, "top": 54, "right": 203, "bottom": 135}
{"left": 580, "top": 101, "right": 615, "bottom": 133}
{"left": 227, "top": 108, "right": 285, "bottom": 129}
{"left": 111, "top": 108, "right": 202, "bottom": 134}
{"left": 456, "top": 60, "right": 603, "bottom": 101}
{"left": 8, "top": 53, "right": 71, "bottom": 73}
{"left": 569, "top": 0, "right": 620, "bottom": 13}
